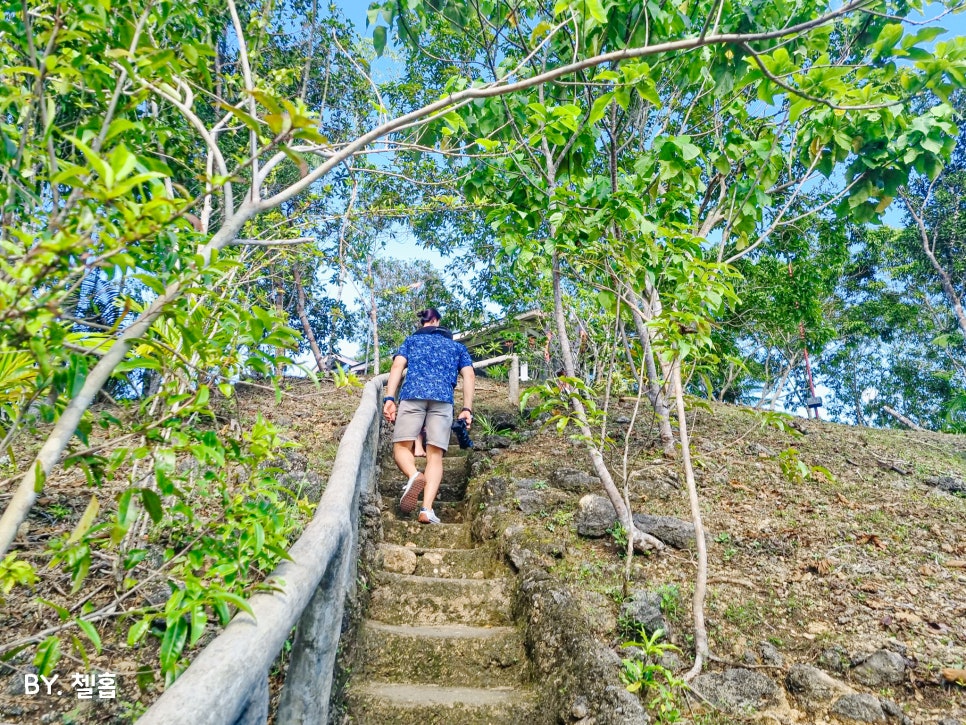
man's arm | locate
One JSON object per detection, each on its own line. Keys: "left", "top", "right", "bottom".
{"left": 458, "top": 364, "right": 475, "bottom": 427}
{"left": 383, "top": 355, "right": 407, "bottom": 423}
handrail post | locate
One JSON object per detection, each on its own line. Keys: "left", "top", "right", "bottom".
{"left": 509, "top": 354, "right": 519, "bottom": 406}
{"left": 233, "top": 673, "right": 269, "bottom": 725}
{"left": 275, "top": 532, "right": 351, "bottom": 724}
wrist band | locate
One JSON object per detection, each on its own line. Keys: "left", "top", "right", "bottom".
{"left": 461, "top": 407, "right": 473, "bottom": 414}
{"left": 384, "top": 396, "right": 395, "bottom": 403}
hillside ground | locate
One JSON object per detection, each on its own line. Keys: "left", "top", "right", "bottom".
{"left": 473, "top": 383, "right": 966, "bottom": 723}
{"left": 0, "top": 378, "right": 361, "bottom": 724}
{"left": 1, "top": 376, "right": 963, "bottom": 723}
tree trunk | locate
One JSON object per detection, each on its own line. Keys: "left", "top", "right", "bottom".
{"left": 627, "top": 293, "right": 676, "bottom": 456}
{"left": 905, "top": 193, "right": 966, "bottom": 347}
{"left": 769, "top": 353, "right": 798, "bottom": 411}
{"left": 618, "top": 317, "right": 639, "bottom": 382}
{"left": 0, "top": 202, "right": 254, "bottom": 558}
{"left": 552, "top": 254, "right": 663, "bottom": 552}
{"left": 274, "top": 279, "right": 286, "bottom": 378}
{"left": 882, "top": 405, "right": 925, "bottom": 431}
{"left": 850, "top": 355, "right": 866, "bottom": 426}
{"left": 671, "top": 357, "right": 709, "bottom": 680}
{"left": 368, "top": 256, "right": 380, "bottom": 374}
{"left": 292, "top": 265, "right": 327, "bottom": 373}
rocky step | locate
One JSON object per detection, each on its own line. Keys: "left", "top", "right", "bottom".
{"left": 443, "top": 446, "right": 472, "bottom": 458}
{"left": 355, "top": 621, "right": 529, "bottom": 688}
{"left": 368, "top": 572, "right": 512, "bottom": 626}
{"left": 378, "top": 466, "right": 469, "bottom": 502}
{"left": 380, "top": 499, "right": 467, "bottom": 522}
{"left": 344, "top": 682, "right": 540, "bottom": 724}
{"left": 378, "top": 543, "right": 502, "bottom": 579}
{"left": 381, "top": 517, "right": 473, "bottom": 549}
{"left": 377, "top": 443, "right": 471, "bottom": 465}
{"left": 419, "top": 499, "right": 466, "bottom": 521}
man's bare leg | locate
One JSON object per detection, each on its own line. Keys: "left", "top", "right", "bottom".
{"left": 393, "top": 441, "right": 418, "bottom": 478}
{"left": 421, "top": 444, "right": 444, "bottom": 512}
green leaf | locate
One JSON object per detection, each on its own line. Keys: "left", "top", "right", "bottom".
{"left": 33, "top": 461, "right": 46, "bottom": 494}
{"left": 212, "top": 599, "right": 231, "bottom": 626}
{"left": 903, "top": 26, "right": 945, "bottom": 49}
{"left": 873, "top": 23, "right": 904, "bottom": 57}
{"left": 194, "top": 385, "right": 210, "bottom": 407}
{"left": 589, "top": 92, "right": 614, "bottom": 125}
{"left": 105, "top": 171, "right": 166, "bottom": 199}
{"left": 68, "top": 135, "right": 113, "bottom": 188}
{"left": 75, "top": 618, "right": 102, "bottom": 654}
{"left": 217, "top": 591, "right": 254, "bottom": 618}
{"left": 373, "top": 26, "right": 387, "bottom": 56}
{"left": 189, "top": 605, "right": 207, "bottom": 646}
{"left": 475, "top": 137, "right": 500, "bottom": 151}
{"left": 585, "top": 0, "right": 607, "bottom": 23}
{"left": 216, "top": 102, "right": 263, "bottom": 135}
{"left": 115, "top": 488, "right": 136, "bottom": 542}
{"left": 679, "top": 141, "right": 701, "bottom": 162}
{"left": 115, "top": 356, "right": 162, "bottom": 373}
{"left": 253, "top": 522, "right": 265, "bottom": 555}
{"left": 134, "top": 274, "right": 166, "bottom": 295}
{"left": 160, "top": 617, "right": 188, "bottom": 672}
{"left": 264, "top": 543, "right": 294, "bottom": 562}
{"left": 33, "top": 637, "right": 61, "bottom": 677}
{"left": 140, "top": 489, "right": 163, "bottom": 523}
{"left": 39, "top": 598, "right": 71, "bottom": 622}
{"left": 127, "top": 617, "right": 153, "bottom": 647}
{"left": 69, "top": 548, "right": 91, "bottom": 594}
{"left": 136, "top": 664, "right": 155, "bottom": 692}
{"left": 1, "top": 643, "right": 31, "bottom": 663}
{"left": 109, "top": 144, "right": 137, "bottom": 181}
{"left": 123, "top": 548, "right": 148, "bottom": 570}
{"left": 67, "top": 495, "right": 99, "bottom": 545}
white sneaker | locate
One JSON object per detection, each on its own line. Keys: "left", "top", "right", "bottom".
{"left": 417, "top": 508, "right": 441, "bottom": 525}
{"left": 400, "top": 472, "right": 425, "bottom": 514}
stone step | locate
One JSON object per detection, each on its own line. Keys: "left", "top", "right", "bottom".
{"left": 355, "top": 621, "right": 528, "bottom": 688}
{"left": 381, "top": 499, "right": 467, "bottom": 522}
{"left": 444, "top": 446, "right": 472, "bottom": 458}
{"left": 345, "top": 682, "right": 540, "bottom": 724}
{"left": 379, "top": 436, "right": 474, "bottom": 466}
{"left": 422, "top": 499, "right": 466, "bottom": 521}
{"left": 381, "top": 516, "right": 472, "bottom": 549}
{"left": 378, "top": 466, "right": 469, "bottom": 502}
{"left": 378, "top": 544, "right": 501, "bottom": 579}
{"left": 368, "top": 572, "right": 511, "bottom": 626}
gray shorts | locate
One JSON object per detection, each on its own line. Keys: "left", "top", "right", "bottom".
{"left": 393, "top": 399, "right": 453, "bottom": 450}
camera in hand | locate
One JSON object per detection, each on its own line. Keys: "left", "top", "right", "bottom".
{"left": 451, "top": 417, "right": 474, "bottom": 449}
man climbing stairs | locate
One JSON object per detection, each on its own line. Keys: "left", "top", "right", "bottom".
{"left": 342, "top": 444, "right": 541, "bottom": 722}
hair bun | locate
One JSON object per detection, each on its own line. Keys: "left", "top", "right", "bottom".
{"left": 417, "top": 307, "right": 441, "bottom": 324}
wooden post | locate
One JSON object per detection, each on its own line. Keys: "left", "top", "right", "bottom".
{"left": 276, "top": 534, "right": 352, "bottom": 725}
{"left": 233, "top": 673, "right": 269, "bottom": 725}
{"left": 509, "top": 355, "right": 520, "bottom": 406}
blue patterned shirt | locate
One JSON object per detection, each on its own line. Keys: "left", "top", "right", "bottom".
{"left": 394, "top": 327, "right": 474, "bottom": 404}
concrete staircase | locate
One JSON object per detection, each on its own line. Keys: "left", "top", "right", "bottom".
{"left": 343, "top": 446, "right": 540, "bottom": 723}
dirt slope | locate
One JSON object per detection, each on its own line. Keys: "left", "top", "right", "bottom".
{"left": 474, "top": 387, "right": 966, "bottom": 723}
{"left": 1, "top": 378, "right": 963, "bottom": 723}
{"left": 0, "top": 379, "right": 361, "bottom": 724}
